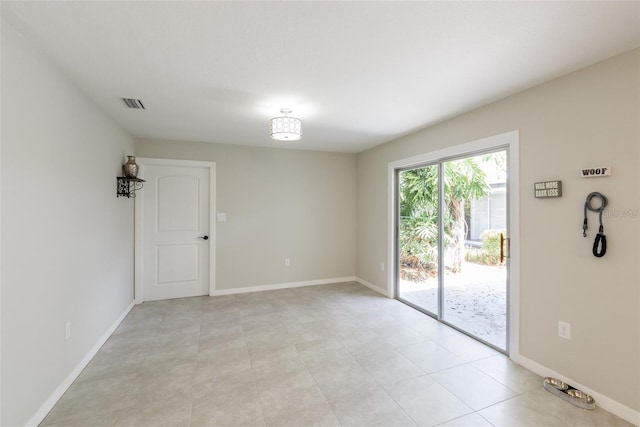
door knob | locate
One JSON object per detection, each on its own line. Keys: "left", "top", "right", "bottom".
{"left": 198, "top": 235, "right": 209, "bottom": 240}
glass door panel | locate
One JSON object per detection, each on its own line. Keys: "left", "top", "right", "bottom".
{"left": 442, "top": 151, "right": 508, "bottom": 350}
{"left": 397, "top": 164, "right": 439, "bottom": 315}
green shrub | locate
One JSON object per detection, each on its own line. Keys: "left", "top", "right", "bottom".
{"left": 465, "top": 229, "right": 505, "bottom": 265}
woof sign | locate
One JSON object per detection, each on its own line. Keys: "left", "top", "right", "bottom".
{"left": 534, "top": 181, "right": 562, "bottom": 198}
{"left": 580, "top": 166, "right": 611, "bottom": 178}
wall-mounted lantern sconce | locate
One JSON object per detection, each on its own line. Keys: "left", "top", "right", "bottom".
{"left": 117, "top": 155, "right": 145, "bottom": 198}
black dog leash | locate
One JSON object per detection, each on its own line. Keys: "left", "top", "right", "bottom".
{"left": 583, "top": 192, "right": 607, "bottom": 257}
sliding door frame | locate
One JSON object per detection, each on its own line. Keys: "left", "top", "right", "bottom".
{"left": 394, "top": 161, "right": 440, "bottom": 317}
{"left": 387, "top": 130, "right": 520, "bottom": 358}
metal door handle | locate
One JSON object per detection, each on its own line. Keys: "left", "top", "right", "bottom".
{"left": 500, "top": 233, "right": 505, "bottom": 263}
{"left": 198, "top": 235, "right": 209, "bottom": 241}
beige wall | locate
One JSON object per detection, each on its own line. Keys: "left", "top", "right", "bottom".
{"left": 135, "top": 140, "right": 357, "bottom": 290}
{"left": 1, "top": 21, "right": 135, "bottom": 426}
{"left": 356, "top": 49, "right": 640, "bottom": 412}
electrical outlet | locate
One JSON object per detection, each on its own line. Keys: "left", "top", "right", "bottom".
{"left": 65, "top": 322, "right": 71, "bottom": 340}
{"left": 285, "top": 258, "right": 290, "bottom": 267}
{"left": 380, "top": 262, "right": 385, "bottom": 271}
{"left": 558, "top": 321, "right": 571, "bottom": 340}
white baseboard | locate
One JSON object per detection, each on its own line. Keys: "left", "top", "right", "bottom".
{"left": 517, "top": 355, "right": 640, "bottom": 426}
{"left": 355, "top": 277, "right": 390, "bottom": 297}
{"left": 210, "top": 276, "right": 358, "bottom": 296}
{"left": 26, "top": 301, "right": 135, "bottom": 427}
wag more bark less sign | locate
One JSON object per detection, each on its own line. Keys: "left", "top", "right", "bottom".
{"left": 534, "top": 180, "right": 562, "bottom": 198}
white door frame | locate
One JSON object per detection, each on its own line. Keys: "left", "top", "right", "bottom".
{"left": 134, "top": 157, "right": 216, "bottom": 304}
{"left": 387, "top": 130, "right": 520, "bottom": 358}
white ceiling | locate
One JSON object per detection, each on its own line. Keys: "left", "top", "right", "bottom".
{"left": 3, "top": 1, "right": 639, "bottom": 153}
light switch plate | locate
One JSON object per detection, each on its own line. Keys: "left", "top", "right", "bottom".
{"left": 217, "top": 213, "right": 226, "bottom": 222}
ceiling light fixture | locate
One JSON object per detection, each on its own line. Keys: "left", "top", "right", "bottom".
{"left": 270, "top": 108, "right": 302, "bottom": 141}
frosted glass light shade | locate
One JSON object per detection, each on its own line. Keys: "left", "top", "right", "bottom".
{"left": 270, "top": 115, "right": 302, "bottom": 141}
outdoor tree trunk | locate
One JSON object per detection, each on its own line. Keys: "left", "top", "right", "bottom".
{"left": 448, "top": 199, "right": 466, "bottom": 273}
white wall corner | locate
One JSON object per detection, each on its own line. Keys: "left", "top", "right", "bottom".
{"left": 355, "top": 277, "right": 390, "bottom": 297}
{"left": 25, "top": 301, "right": 135, "bottom": 427}
{"left": 517, "top": 355, "right": 640, "bottom": 426}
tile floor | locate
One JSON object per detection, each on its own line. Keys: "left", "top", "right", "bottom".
{"left": 41, "top": 282, "right": 634, "bottom": 427}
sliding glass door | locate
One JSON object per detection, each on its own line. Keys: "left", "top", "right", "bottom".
{"left": 397, "top": 149, "right": 509, "bottom": 352}
{"left": 397, "top": 164, "right": 439, "bottom": 315}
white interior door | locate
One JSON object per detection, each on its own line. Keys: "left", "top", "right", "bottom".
{"left": 141, "top": 162, "right": 212, "bottom": 301}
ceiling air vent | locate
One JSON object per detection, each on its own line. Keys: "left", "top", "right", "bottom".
{"left": 121, "top": 98, "right": 145, "bottom": 110}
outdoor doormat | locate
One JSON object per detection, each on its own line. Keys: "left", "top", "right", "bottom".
{"left": 543, "top": 377, "right": 596, "bottom": 410}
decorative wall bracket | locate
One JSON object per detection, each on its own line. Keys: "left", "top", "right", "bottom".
{"left": 117, "top": 177, "right": 145, "bottom": 198}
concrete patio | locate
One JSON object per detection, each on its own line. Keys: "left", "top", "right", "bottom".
{"left": 399, "top": 262, "right": 507, "bottom": 350}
